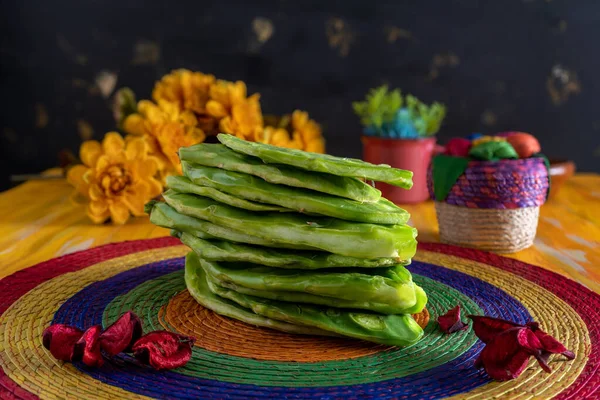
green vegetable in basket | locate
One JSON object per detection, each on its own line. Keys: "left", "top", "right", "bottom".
{"left": 166, "top": 175, "right": 287, "bottom": 212}
{"left": 204, "top": 276, "right": 424, "bottom": 346}
{"left": 146, "top": 201, "right": 316, "bottom": 250}
{"left": 179, "top": 143, "right": 382, "bottom": 202}
{"left": 468, "top": 141, "right": 518, "bottom": 161}
{"left": 196, "top": 257, "right": 421, "bottom": 312}
{"left": 177, "top": 232, "right": 406, "bottom": 269}
{"left": 163, "top": 191, "right": 418, "bottom": 259}
{"left": 217, "top": 133, "right": 414, "bottom": 189}
{"left": 182, "top": 162, "right": 409, "bottom": 225}
{"left": 184, "top": 252, "right": 335, "bottom": 336}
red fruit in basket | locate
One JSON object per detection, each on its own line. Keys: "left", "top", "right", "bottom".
{"left": 72, "top": 325, "right": 104, "bottom": 367}
{"left": 99, "top": 311, "right": 143, "bottom": 356}
{"left": 506, "top": 133, "right": 541, "bottom": 158}
{"left": 132, "top": 331, "right": 195, "bottom": 370}
{"left": 42, "top": 324, "right": 84, "bottom": 361}
{"left": 437, "top": 305, "right": 469, "bottom": 333}
{"left": 445, "top": 138, "right": 472, "bottom": 157}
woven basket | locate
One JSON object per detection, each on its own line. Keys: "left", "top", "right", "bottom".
{"left": 428, "top": 157, "right": 549, "bottom": 253}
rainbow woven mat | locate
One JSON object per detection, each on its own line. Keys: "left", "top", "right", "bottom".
{"left": 1, "top": 237, "right": 599, "bottom": 399}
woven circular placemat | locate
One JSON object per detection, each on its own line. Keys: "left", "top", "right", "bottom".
{"left": 0, "top": 237, "right": 598, "bottom": 399}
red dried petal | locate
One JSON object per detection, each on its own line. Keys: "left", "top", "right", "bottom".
{"left": 533, "top": 351, "right": 553, "bottom": 373}
{"left": 517, "top": 328, "right": 543, "bottom": 353}
{"left": 468, "top": 315, "right": 524, "bottom": 343}
{"left": 526, "top": 321, "right": 540, "bottom": 331}
{"left": 484, "top": 348, "right": 532, "bottom": 381}
{"left": 438, "top": 305, "right": 469, "bottom": 334}
{"left": 533, "top": 330, "right": 576, "bottom": 360}
{"left": 42, "top": 324, "right": 83, "bottom": 361}
{"left": 470, "top": 315, "right": 576, "bottom": 380}
{"left": 99, "top": 311, "right": 143, "bottom": 356}
{"left": 72, "top": 325, "right": 104, "bottom": 367}
{"left": 132, "top": 331, "right": 195, "bottom": 371}
{"left": 477, "top": 327, "right": 532, "bottom": 381}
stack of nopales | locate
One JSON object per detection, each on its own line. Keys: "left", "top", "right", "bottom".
{"left": 145, "top": 134, "right": 427, "bottom": 346}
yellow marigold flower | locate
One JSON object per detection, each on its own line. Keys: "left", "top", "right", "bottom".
{"left": 259, "top": 110, "right": 325, "bottom": 153}
{"left": 123, "top": 99, "right": 206, "bottom": 174}
{"left": 219, "top": 94, "right": 264, "bottom": 140}
{"left": 152, "top": 69, "right": 215, "bottom": 115}
{"left": 124, "top": 134, "right": 171, "bottom": 182}
{"left": 67, "top": 132, "right": 162, "bottom": 225}
{"left": 259, "top": 127, "right": 304, "bottom": 149}
{"left": 154, "top": 121, "right": 205, "bottom": 175}
{"left": 206, "top": 80, "right": 249, "bottom": 119}
{"left": 120, "top": 70, "right": 325, "bottom": 179}
{"left": 292, "top": 110, "right": 321, "bottom": 141}
{"left": 305, "top": 137, "right": 326, "bottom": 153}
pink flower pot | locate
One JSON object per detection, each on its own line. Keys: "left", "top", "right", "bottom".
{"left": 361, "top": 136, "right": 436, "bottom": 204}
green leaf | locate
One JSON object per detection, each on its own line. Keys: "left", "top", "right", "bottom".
{"left": 352, "top": 85, "right": 403, "bottom": 130}
{"left": 112, "top": 87, "right": 137, "bottom": 131}
{"left": 432, "top": 155, "right": 470, "bottom": 201}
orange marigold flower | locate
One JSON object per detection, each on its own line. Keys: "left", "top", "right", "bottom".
{"left": 206, "top": 80, "right": 249, "bottom": 119}
{"left": 66, "top": 132, "right": 163, "bottom": 225}
{"left": 304, "top": 137, "right": 326, "bottom": 153}
{"left": 153, "top": 121, "right": 205, "bottom": 175}
{"left": 152, "top": 69, "right": 215, "bottom": 116}
{"left": 218, "top": 93, "right": 264, "bottom": 140}
{"left": 119, "top": 70, "right": 324, "bottom": 180}
{"left": 124, "top": 134, "right": 171, "bottom": 184}
{"left": 123, "top": 99, "right": 206, "bottom": 174}
{"left": 259, "top": 110, "right": 325, "bottom": 153}
{"left": 259, "top": 126, "right": 304, "bottom": 149}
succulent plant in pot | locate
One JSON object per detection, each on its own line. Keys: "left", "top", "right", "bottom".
{"left": 353, "top": 85, "right": 446, "bottom": 204}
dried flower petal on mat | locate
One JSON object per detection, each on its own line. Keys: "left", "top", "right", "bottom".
{"left": 437, "top": 305, "right": 469, "bottom": 333}
{"left": 470, "top": 315, "right": 523, "bottom": 343}
{"left": 529, "top": 325, "right": 576, "bottom": 372}
{"left": 469, "top": 315, "right": 575, "bottom": 381}
{"left": 133, "top": 331, "right": 195, "bottom": 371}
{"left": 99, "top": 311, "right": 143, "bottom": 356}
{"left": 42, "top": 324, "right": 83, "bottom": 361}
{"left": 42, "top": 312, "right": 195, "bottom": 371}
{"left": 73, "top": 325, "right": 104, "bottom": 367}
{"left": 475, "top": 327, "right": 534, "bottom": 380}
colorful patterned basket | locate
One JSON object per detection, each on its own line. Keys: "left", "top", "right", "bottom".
{"left": 428, "top": 157, "right": 549, "bottom": 253}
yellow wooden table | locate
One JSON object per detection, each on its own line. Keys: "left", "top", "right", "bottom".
{"left": 1, "top": 173, "right": 599, "bottom": 294}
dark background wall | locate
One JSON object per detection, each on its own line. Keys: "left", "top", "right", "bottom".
{"left": 1, "top": 0, "right": 598, "bottom": 191}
